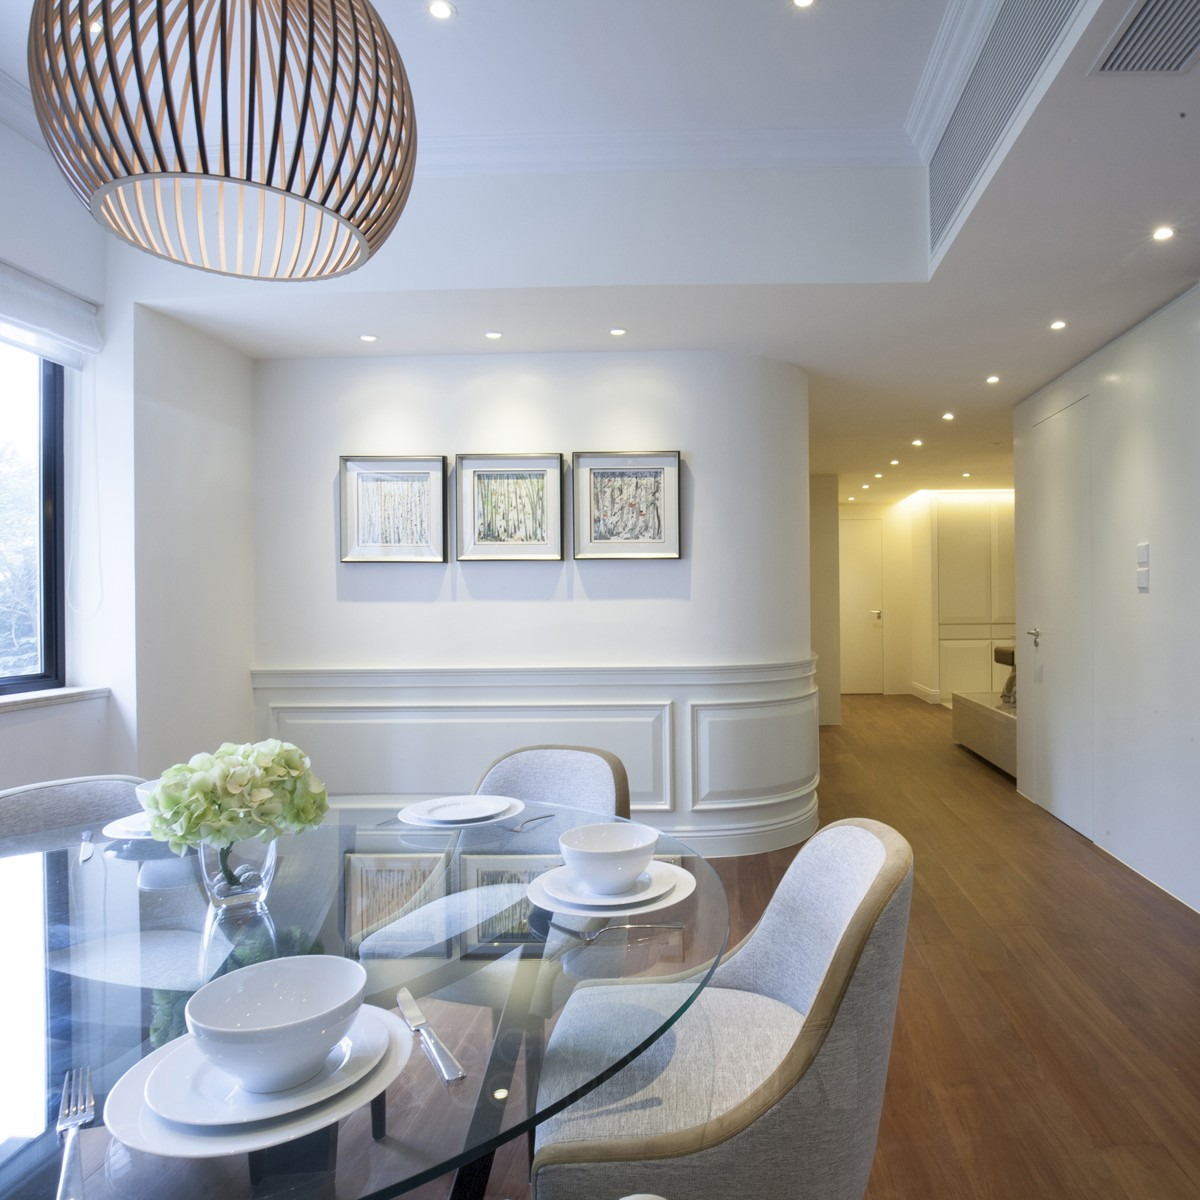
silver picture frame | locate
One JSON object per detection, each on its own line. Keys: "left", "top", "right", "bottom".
{"left": 340, "top": 455, "right": 446, "bottom": 563}
{"left": 456, "top": 453, "right": 563, "bottom": 560}
{"left": 573, "top": 451, "right": 681, "bottom": 559}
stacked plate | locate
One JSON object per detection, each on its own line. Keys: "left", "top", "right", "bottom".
{"left": 104, "top": 1007, "right": 412, "bottom": 1156}
{"left": 398, "top": 794, "right": 524, "bottom": 828}
{"left": 527, "top": 860, "right": 695, "bottom": 918}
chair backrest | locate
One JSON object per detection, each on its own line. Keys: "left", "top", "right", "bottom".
{"left": 475, "top": 745, "right": 631, "bottom": 819}
{"left": 710, "top": 817, "right": 909, "bottom": 1015}
{"left": 0, "top": 775, "right": 144, "bottom": 839}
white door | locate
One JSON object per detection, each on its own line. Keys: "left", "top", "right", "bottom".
{"left": 839, "top": 519, "right": 884, "bottom": 693}
{"left": 1019, "top": 397, "right": 1094, "bottom": 839}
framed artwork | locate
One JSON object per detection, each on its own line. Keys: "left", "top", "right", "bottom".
{"left": 343, "top": 852, "right": 450, "bottom": 951}
{"left": 459, "top": 854, "right": 558, "bottom": 957}
{"left": 456, "top": 453, "right": 563, "bottom": 560}
{"left": 573, "top": 451, "right": 681, "bottom": 559}
{"left": 340, "top": 456, "right": 446, "bottom": 563}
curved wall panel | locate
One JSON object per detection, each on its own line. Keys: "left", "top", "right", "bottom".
{"left": 253, "top": 660, "right": 818, "bottom": 856}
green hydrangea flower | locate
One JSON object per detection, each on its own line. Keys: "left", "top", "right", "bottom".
{"left": 141, "top": 739, "right": 329, "bottom": 854}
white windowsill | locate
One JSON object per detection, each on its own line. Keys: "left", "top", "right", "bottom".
{"left": 0, "top": 686, "right": 109, "bottom": 714}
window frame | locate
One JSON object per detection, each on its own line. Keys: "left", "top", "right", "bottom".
{"left": 0, "top": 357, "right": 65, "bottom": 696}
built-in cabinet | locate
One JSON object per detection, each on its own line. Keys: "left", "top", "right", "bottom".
{"left": 936, "top": 495, "right": 1015, "bottom": 702}
{"left": 905, "top": 493, "right": 1014, "bottom": 704}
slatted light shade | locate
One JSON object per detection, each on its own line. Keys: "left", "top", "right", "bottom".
{"left": 27, "top": 0, "right": 417, "bottom": 280}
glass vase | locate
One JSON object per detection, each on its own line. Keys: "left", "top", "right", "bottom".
{"left": 198, "top": 837, "right": 277, "bottom": 907}
{"left": 198, "top": 838, "right": 279, "bottom": 981}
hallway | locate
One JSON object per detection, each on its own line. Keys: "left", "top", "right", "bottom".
{"left": 487, "top": 694, "right": 1200, "bottom": 1199}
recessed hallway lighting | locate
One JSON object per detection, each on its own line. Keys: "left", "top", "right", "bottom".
{"left": 942, "top": 412, "right": 954, "bottom": 421}
{"left": 359, "top": 334, "right": 377, "bottom": 343}
{"left": 890, "top": 459, "right": 899, "bottom": 466}
{"left": 1152, "top": 225, "right": 1175, "bottom": 241}
{"left": 793, "top": 0, "right": 816, "bottom": 8}
{"left": 986, "top": 375, "right": 1000, "bottom": 384}
{"left": 912, "top": 439, "right": 923, "bottom": 447}
{"left": 874, "top": 473, "right": 883, "bottom": 479}
{"left": 1050, "top": 319, "right": 1068, "bottom": 330}
{"left": 962, "top": 472, "right": 971, "bottom": 478}
{"left": 484, "top": 330, "right": 503, "bottom": 340}
{"left": 609, "top": 328, "right": 627, "bottom": 337}
{"left": 429, "top": 1, "right": 457, "bottom": 18}
{"left": 862, "top": 483, "right": 870, "bottom": 489}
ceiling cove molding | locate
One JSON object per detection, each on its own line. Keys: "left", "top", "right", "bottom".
{"left": 907, "top": 0, "right": 1006, "bottom": 163}
{"left": 413, "top": 128, "right": 921, "bottom": 178}
{"left": 0, "top": 70, "right": 42, "bottom": 146}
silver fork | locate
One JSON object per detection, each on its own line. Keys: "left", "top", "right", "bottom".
{"left": 503, "top": 813, "right": 553, "bottom": 833}
{"left": 549, "top": 920, "right": 683, "bottom": 944}
{"left": 56, "top": 1067, "right": 94, "bottom": 1200}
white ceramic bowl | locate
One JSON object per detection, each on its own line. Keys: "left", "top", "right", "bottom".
{"left": 559, "top": 822, "right": 659, "bottom": 896}
{"left": 185, "top": 955, "right": 367, "bottom": 1093}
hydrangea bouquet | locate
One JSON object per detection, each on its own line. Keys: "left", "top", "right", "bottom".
{"left": 142, "top": 739, "right": 328, "bottom": 884}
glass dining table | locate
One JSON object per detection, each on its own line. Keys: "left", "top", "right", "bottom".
{"left": 0, "top": 799, "right": 729, "bottom": 1200}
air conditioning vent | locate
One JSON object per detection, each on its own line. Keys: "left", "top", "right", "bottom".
{"left": 1098, "top": 0, "right": 1200, "bottom": 72}
{"left": 930, "top": 0, "right": 1081, "bottom": 253}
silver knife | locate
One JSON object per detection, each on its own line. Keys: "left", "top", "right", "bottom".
{"left": 396, "top": 987, "right": 466, "bottom": 1083}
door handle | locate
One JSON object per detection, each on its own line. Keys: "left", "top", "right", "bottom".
{"left": 870, "top": 610, "right": 882, "bottom": 620}
{"left": 1026, "top": 627, "right": 1041, "bottom": 647}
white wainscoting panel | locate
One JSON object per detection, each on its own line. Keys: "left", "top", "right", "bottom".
{"left": 252, "top": 661, "right": 818, "bottom": 856}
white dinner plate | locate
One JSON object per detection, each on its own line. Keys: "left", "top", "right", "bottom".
{"left": 539, "top": 861, "right": 677, "bottom": 908}
{"left": 143, "top": 1005, "right": 389, "bottom": 1126}
{"left": 105, "top": 1008, "right": 412, "bottom": 1158}
{"left": 398, "top": 795, "right": 523, "bottom": 828}
{"left": 101, "top": 811, "right": 154, "bottom": 840}
{"left": 527, "top": 861, "right": 695, "bottom": 918}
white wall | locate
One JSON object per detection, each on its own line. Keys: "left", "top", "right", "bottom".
{"left": 1015, "top": 283, "right": 1200, "bottom": 912}
{"left": 133, "top": 308, "right": 256, "bottom": 773}
{"left": 0, "top": 122, "right": 105, "bottom": 304}
{"left": 253, "top": 352, "right": 809, "bottom": 669}
{"left": 809, "top": 475, "right": 841, "bottom": 724}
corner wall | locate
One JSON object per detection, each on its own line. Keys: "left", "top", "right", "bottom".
{"left": 250, "top": 351, "right": 818, "bottom": 853}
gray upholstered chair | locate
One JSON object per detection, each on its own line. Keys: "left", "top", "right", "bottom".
{"left": 530, "top": 818, "right": 913, "bottom": 1200}
{"left": 475, "top": 745, "right": 631, "bottom": 819}
{"left": 0, "top": 774, "right": 144, "bottom": 839}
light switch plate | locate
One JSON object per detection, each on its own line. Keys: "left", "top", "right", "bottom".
{"left": 1136, "top": 541, "right": 1150, "bottom": 566}
{"left": 1137, "top": 566, "right": 1150, "bottom": 592}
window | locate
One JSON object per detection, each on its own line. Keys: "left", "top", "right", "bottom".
{"left": 0, "top": 343, "right": 64, "bottom": 695}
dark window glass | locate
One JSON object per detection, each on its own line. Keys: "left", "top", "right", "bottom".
{"left": 0, "top": 345, "right": 64, "bottom": 694}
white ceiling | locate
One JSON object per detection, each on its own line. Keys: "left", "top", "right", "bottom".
{"left": 4, "top": 0, "right": 1200, "bottom": 504}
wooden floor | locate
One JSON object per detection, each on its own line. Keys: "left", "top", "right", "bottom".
{"left": 475, "top": 694, "right": 1200, "bottom": 1199}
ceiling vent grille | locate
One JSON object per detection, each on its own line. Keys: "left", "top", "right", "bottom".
{"left": 929, "top": 0, "right": 1081, "bottom": 253}
{"left": 1097, "top": 0, "right": 1200, "bottom": 72}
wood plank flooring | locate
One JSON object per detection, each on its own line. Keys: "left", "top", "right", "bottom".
{"left": 476, "top": 694, "right": 1200, "bottom": 1199}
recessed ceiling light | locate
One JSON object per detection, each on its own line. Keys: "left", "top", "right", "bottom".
{"left": 793, "top": 0, "right": 816, "bottom": 8}
{"left": 484, "top": 330, "right": 503, "bottom": 340}
{"left": 962, "top": 472, "right": 971, "bottom": 478}
{"left": 1153, "top": 225, "right": 1175, "bottom": 241}
{"left": 942, "top": 412, "right": 954, "bottom": 421}
{"left": 986, "top": 375, "right": 1000, "bottom": 384}
{"left": 1049, "top": 319, "right": 1067, "bottom": 330}
{"left": 912, "top": 439, "right": 923, "bottom": 447}
{"left": 429, "top": 1, "right": 457, "bottom": 18}
{"left": 890, "top": 459, "right": 899, "bottom": 466}
{"left": 359, "top": 334, "right": 377, "bottom": 343}
{"left": 874, "top": 473, "right": 883, "bottom": 479}
{"left": 862, "top": 483, "right": 870, "bottom": 489}
{"left": 609, "top": 328, "right": 627, "bottom": 337}
{"left": 847, "top": 495, "right": 855, "bottom": 501}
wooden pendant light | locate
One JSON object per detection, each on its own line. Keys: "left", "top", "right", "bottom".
{"left": 27, "top": 0, "right": 417, "bottom": 280}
